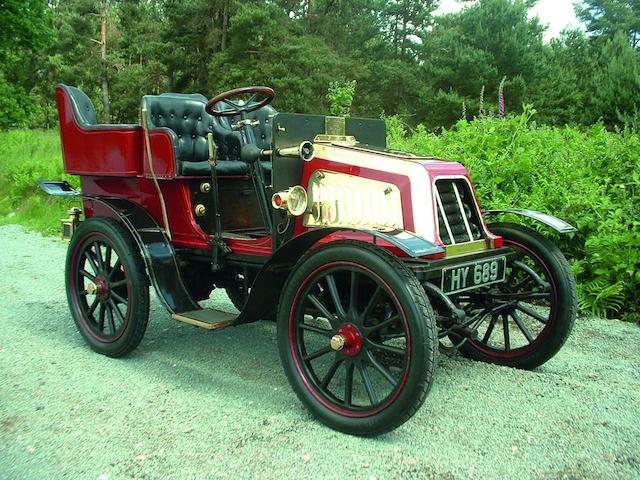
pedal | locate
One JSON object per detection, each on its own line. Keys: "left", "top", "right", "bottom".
{"left": 171, "top": 309, "right": 236, "bottom": 330}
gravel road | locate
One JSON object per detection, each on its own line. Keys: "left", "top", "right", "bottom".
{"left": 0, "top": 224, "right": 638, "bottom": 480}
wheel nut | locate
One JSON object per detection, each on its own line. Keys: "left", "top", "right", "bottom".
{"left": 330, "top": 334, "right": 346, "bottom": 351}
{"left": 86, "top": 282, "right": 98, "bottom": 295}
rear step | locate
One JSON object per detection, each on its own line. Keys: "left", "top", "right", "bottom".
{"left": 171, "top": 309, "right": 236, "bottom": 330}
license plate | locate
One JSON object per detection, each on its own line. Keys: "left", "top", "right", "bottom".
{"left": 441, "top": 256, "right": 506, "bottom": 294}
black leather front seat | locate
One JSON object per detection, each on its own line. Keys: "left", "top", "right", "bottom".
{"left": 142, "top": 93, "right": 276, "bottom": 177}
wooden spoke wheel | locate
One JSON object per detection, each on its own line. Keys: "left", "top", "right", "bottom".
{"left": 452, "top": 223, "right": 577, "bottom": 369}
{"left": 278, "top": 241, "right": 437, "bottom": 435}
{"left": 66, "top": 217, "right": 149, "bottom": 357}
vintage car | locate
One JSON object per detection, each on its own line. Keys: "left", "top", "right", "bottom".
{"left": 40, "top": 84, "right": 577, "bottom": 435}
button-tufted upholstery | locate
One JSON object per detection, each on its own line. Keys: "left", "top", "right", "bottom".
{"left": 65, "top": 85, "right": 98, "bottom": 126}
{"left": 143, "top": 94, "right": 276, "bottom": 177}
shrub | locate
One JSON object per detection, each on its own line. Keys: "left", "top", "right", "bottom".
{"left": 388, "top": 107, "right": 640, "bottom": 321}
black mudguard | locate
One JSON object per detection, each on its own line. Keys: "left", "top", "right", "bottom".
{"left": 235, "top": 227, "right": 443, "bottom": 324}
{"left": 39, "top": 181, "right": 199, "bottom": 314}
{"left": 484, "top": 208, "right": 577, "bottom": 234}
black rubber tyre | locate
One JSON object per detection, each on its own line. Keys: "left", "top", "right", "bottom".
{"left": 66, "top": 217, "right": 150, "bottom": 357}
{"left": 455, "top": 223, "right": 576, "bottom": 369}
{"left": 277, "top": 241, "right": 438, "bottom": 436}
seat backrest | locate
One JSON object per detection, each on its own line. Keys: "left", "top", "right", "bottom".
{"left": 144, "top": 95, "right": 220, "bottom": 165}
{"left": 62, "top": 85, "right": 98, "bottom": 126}
{"left": 143, "top": 93, "right": 277, "bottom": 171}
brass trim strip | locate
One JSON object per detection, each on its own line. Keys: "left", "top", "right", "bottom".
{"left": 141, "top": 104, "right": 172, "bottom": 240}
{"left": 171, "top": 313, "right": 235, "bottom": 330}
{"left": 445, "top": 239, "right": 488, "bottom": 257}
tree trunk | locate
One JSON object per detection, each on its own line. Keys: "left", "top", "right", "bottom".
{"left": 221, "top": 0, "right": 229, "bottom": 51}
{"left": 101, "top": 0, "right": 111, "bottom": 123}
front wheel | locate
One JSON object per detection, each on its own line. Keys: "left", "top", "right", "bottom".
{"left": 454, "top": 222, "right": 577, "bottom": 369}
{"left": 66, "top": 217, "right": 150, "bottom": 357}
{"left": 277, "top": 241, "right": 437, "bottom": 435}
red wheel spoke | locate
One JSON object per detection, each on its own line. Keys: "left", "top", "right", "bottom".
{"left": 302, "top": 346, "right": 332, "bottom": 363}
{"left": 307, "top": 293, "right": 339, "bottom": 329}
{"left": 502, "top": 314, "right": 511, "bottom": 350}
{"left": 516, "top": 302, "right": 548, "bottom": 325}
{"left": 358, "top": 362, "right": 378, "bottom": 405}
{"left": 299, "top": 323, "right": 333, "bottom": 337}
{"left": 320, "top": 357, "right": 344, "bottom": 389}
{"left": 366, "top": 351, "right": 397, "bottom": 387}
{"left": 325, "top": 274, "right": 346, "bottom": 319}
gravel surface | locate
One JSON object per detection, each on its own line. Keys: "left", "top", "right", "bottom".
{"left": 0, "top": 224, "right": 638, "bottom": 480}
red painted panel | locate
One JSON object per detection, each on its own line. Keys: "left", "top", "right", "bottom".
{"left": 142, "top": 129, "right": 177, "bottom": 179}
{"left": 56, "top": 86, "right": 143, "bottom": 176}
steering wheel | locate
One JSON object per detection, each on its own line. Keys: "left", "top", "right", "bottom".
{"left": 206, "top": 86, "right": 275, "bottom": 117}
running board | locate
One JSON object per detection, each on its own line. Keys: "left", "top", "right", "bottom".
{"left": 171, "top": 309, "right": 236, "bottom": 330}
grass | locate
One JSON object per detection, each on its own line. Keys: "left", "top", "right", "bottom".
{"left": 0, "top": 129, "right": 80, "bottom": 235}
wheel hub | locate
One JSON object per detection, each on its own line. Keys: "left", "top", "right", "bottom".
{"left": 330, "top": 324, "right": 362, "bottom": 357}
{"left": 87, "top": 277, "right": 109, "bottom": 300}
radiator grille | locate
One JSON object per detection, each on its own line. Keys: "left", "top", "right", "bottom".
{"left": 435, "top": 179, "right": 483, "bottom": 245}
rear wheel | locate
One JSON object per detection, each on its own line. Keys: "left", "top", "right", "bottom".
{"left": 66, "top": 217, "right": 150, "bottom": 357}
{"left": 453, "top": 223, "right": 576, "bottom": 369}
{"left": 277, "top": 241, "right": 437, "bottom": 435}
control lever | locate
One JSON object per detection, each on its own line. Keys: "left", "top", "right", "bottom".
{"left": 207, "top": 133, "right": 230, "bottom": 272}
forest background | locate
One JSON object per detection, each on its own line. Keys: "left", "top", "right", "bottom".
{"left": 0, "top": 0, "right": 638, "bottom": 320}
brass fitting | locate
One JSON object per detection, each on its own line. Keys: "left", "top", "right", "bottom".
{"left": 330, "top": 334, "right": 346, "bottom": 351}
{"left": 194, "top": 204, "right": 207, "bottom": 217}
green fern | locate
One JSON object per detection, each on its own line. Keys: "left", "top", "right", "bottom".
{"left": 578, "top": 279, "right": 626, "bottom": 318}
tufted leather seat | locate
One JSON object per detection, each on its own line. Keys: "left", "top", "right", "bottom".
{"left": 142, "top": 93, "right": 276, "bottom": 177}
{"left": 66, "top": 86, "right": 98, "bottom": 125}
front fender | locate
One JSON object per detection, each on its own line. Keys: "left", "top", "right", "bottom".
{"left": 485, "top": 209, "right": 577, "bottom": 234}
{"left": 236, "top": 227, "right": 443, "bottom": 324}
